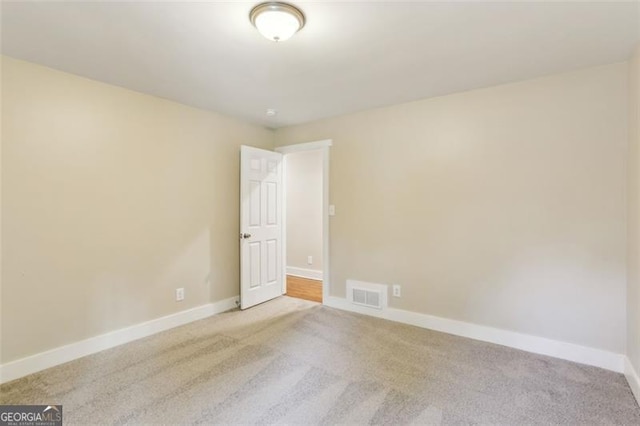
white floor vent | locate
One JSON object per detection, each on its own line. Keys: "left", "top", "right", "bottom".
{"left": 347, "top": 280, "right": 388, "bottom": 310}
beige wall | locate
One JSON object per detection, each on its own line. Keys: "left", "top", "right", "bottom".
{"left": 629, "top": 46, "right": 640, "bottom": 372}
{"left": 285, "top": 150, "right": 323, "bottom": 271}
{"left": 0, "top": 56, "right": 3, "bottom": 361}
{"left": 276, "top": 63, "right": 628, "bottom": 353}
{"left": 1, "top": 57, "right": 273, "bottom": 363}
{"left": 1, "top": 54, "right": 632, "bottom": 363}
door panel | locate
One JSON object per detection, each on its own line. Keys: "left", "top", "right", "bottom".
{"left": 249, "top": 242, "right": 261, "bottom": 288}
{"left": 240, "top": 145, "right": 283, "bottom": 309}
{"left": 249, "top": 180, "right": 261, "bottom": 226}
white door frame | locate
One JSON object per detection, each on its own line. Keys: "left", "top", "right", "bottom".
{"left": 276, "top": 139, "right": 332, "bottom": 303}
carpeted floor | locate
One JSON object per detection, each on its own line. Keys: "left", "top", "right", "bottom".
{"left": 1, "top": 296, "right": 639, "bottom": 424}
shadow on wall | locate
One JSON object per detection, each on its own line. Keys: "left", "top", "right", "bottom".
{"left": 84, "top": 226, "right": 212, "bottom": 351}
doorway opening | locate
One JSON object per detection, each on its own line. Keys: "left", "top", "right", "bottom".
{"left": 276, "top": 140, "right": 331, "bottom": 304}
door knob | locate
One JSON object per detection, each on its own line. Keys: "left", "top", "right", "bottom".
{"left": 241, "top": 233, "right": 252, "bottom": 239}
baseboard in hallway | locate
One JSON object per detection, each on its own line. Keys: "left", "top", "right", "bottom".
{"left": 286, "top": 275, "right": 322, "bottom": 303}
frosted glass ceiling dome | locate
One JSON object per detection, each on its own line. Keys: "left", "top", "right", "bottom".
{"left": 250, "top": 2, "right": 305, "bottom": 42}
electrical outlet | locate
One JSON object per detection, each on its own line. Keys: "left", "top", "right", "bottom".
{"left": 307, "top": 255, "right": 313, "bottom": 265}
{"left": 176, "top": 288, "right": 185, "bottom": 301}
{"left": 392, "top": 285, "right": 401, "bottom": 298}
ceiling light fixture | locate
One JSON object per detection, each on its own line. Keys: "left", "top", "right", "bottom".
{"left": 250, "top": 2, "right": 305, "bottom": 42}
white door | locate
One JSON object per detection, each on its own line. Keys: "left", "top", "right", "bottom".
{"left": 240, "top": 145, "right": 284, "bottom": 309}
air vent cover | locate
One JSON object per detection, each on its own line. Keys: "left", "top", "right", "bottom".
{"left": 347, "top": 280, "right": 388, "bottom": 310}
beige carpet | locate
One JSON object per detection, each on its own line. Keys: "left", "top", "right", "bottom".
{"left": 1, "top": 296, "right": 639, "bottom": 424}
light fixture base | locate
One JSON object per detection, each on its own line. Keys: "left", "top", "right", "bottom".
{"left": 250, "top": 2, "right": 305, "bottom": 42}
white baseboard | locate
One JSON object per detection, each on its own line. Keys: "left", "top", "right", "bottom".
{"left": 286, "top": 266, "right": 323, "bottom": 281}
{"left": 324, "top": 296, "right": 624, "bottom": 373}
{"left": 0, "top": 296, "right": 239, "bottom": 384}
{"left": 625, "top": 356, "right": 640, "bottom": 404}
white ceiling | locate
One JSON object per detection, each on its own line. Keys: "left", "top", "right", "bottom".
{"left": 2, "top": 1, "right": 639, "bottom": 128}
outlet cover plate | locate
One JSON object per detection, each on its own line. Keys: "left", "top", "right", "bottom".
{"left": 392, "top": 285, "right": 401, "bottom": 298}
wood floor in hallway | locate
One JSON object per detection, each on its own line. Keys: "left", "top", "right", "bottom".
{"left": 286, "top": 275, "right": 322, "bottom": 303}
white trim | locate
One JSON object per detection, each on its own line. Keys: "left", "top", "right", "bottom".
{"left": 625, "top": 356, "right": 640, "bottom": 404}
{"left": 210, "top": 296, "right": 240, "bottom": 314}
{"left": 286, "top": 266, "right": 323, "bottom": 280}
{"left": 321, "top": 145, "right": 331, "bottom": 302}
{"left": 324, "top": 296, "right": 624, "bottom": 373}
{"left": 275, "top": 139, "right": 332, "bottom": 154}
{"left": 281, "top": 153, "right": 288, "bottom": 295}
{"left": 0, "top": 296, "right": 239, "bottom": 384}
